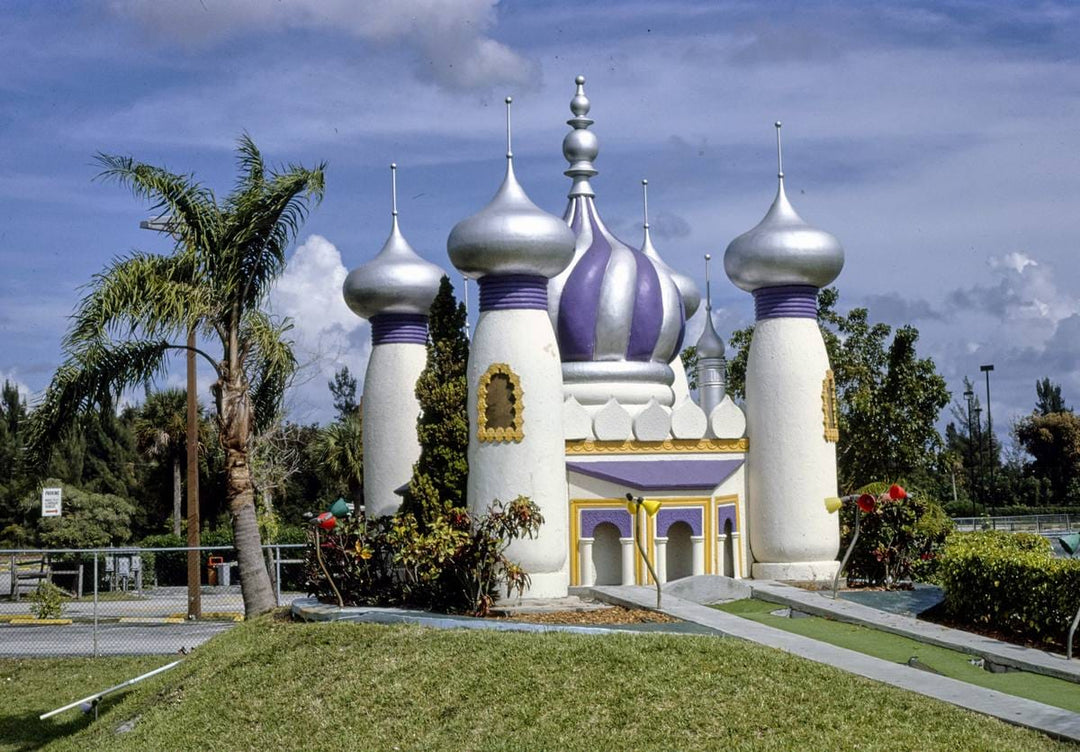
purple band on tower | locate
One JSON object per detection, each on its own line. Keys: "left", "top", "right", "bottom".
{"left": 371, "top": 313, "right": 429, "bottom": 346}
{"left": 479, "top": 274, "right": 548, "bottom": 311}
{"left": 753, "top": 285, "right": 818, "bottom": 320}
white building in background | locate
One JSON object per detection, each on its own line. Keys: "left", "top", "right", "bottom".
{"left": 343, "top": 78, "right": 845, "bottom": 598}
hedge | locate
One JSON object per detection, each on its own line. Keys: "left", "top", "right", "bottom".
{"left": 938, "top": 531, "right": 1080, "bottom": 647}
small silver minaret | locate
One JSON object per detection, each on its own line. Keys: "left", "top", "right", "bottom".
{"left": 695, "top": 254, "right": 727, "bottom": 416}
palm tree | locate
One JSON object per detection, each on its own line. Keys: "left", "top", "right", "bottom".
{"left": 133, "top": 388, "right": 196, "bottom": 537}
{"left": 27, "top": 135, "right": 325, "bottom": 617}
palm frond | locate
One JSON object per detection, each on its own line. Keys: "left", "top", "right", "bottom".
{"left": 240, "top": 311, "right": 297, "bottom": 435}
{"left": 64, "top": 251, "right": 212, "bottom": 348}
{"left": 225, "top": 161, "right": 327, "bottom": 309}
{"left": 94, "top": 154, "right": 220, "bottom": 257}
{"left": 24, "top": 339, "right": 174, "bottom": 467}
{"left": 234, "top": 132, "right": 265, "bottom": 196}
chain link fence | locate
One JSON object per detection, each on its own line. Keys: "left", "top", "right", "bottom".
{"left": 0, "top": 544, "right": 307, "bottom": 657}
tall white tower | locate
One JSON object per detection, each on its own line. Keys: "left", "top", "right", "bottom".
{"left": 343, "top": 164, "right": 445, "bottom": 518}
{"left": 724, "top": 123, "right": 845, "bottom": 582}
{"left": 447, "top": 98, "right": 577, "bottom": 598}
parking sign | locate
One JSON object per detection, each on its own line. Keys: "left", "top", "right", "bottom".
{"left": 41, "top": 487, "right": 62, "bottom": 517}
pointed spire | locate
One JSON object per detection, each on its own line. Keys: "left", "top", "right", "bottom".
{"left": 563, "top": 74, "right": 598, "bottom": 197}
{"left": 639, "top": 178, "right": 702, "bottom": 318}
{"left": 696, "top": 253, "right": 725, "bottom": 359}
{"left": 705, "top": 253, "right": 712, "bottom": 313}
{"left": 775, "top": 121, "right": 784, "bottom": 183}
{"left": 505, "top": 96, "right": 513, "bottom": 161}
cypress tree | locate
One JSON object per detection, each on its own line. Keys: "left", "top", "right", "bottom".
{"left": 400, "top": 276, "right": 469, "bottom": 526}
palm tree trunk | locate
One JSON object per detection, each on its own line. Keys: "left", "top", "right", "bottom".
{"left": 219, "top": 378, "right": 275, "bottom": 617}
{"left": 172, "top": 457, "right": 182, "bottom": 537}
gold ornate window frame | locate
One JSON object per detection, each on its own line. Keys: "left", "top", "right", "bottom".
{"left": 822, "top": 369, "right": 839, "bottom": 443}
{"left": 477, "top": 363, "right": 524, "bottom": 443}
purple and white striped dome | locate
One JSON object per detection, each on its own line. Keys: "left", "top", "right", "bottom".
{"left": 548, "top": 76, "right": 685, "bottom": 370}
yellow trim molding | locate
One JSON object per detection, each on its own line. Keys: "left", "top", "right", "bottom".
{"left": 565, "top": 437, "right": 748, "bottom": 455}
{"left": 477, "top": 363, "right": 524, "bottom": 443}
{"left": 822, "top": 369, "right": 839, "bottom": 443}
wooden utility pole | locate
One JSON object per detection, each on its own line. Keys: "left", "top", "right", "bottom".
{"left": 186, "top": 328, "right": 201, "bottom": 619}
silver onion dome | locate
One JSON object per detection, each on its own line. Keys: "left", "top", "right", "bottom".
{"left": 448, "top": 97, "right": 576, "bottom": 280}
{"left": 724, "top": 122, "right": 844, "bottom": 293}
{"left": 640, "top": 179, "right": 701, "bottom": 318}
{"left": 343, "top": 164, "right": 445, "bottom": 320}
{"left": 697, "top": 311, "right": 725, "bottom": 358}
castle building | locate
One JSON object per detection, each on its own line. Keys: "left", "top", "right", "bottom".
{"left": 343, "top": 78, "right": 844, "bottom": 597}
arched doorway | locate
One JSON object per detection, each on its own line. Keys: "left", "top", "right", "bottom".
{"left": 592, "top": 522, "right": 622, "bottom": 585}
{"left": 665, "top": 521, "right": 694, "bottom": 582}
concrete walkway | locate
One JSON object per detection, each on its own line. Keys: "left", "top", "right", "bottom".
{"left": 582, "top": 582, "right": 1080, "bottom": 744}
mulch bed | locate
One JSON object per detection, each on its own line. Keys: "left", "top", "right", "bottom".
{"left": 497, "top": 605, "right": 680, "bottom": 626}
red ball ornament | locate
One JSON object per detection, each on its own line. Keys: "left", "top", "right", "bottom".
{"left": 888, "top": 484, "right": 907, "bottom": 500}
{"left": 857, "top": 493, "right": 877, "bottom": 513}
{"left": 315, "top": 512, "right": 337, "bottom": 530}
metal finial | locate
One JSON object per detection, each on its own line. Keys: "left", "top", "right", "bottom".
{"left": 775, "top": 121, "right": 784, "bottom": 181}
{"left": 390, "top": 163, "right": 398, "bottom": 217}
{"left": 564, "top": 75, "right": 598, "bottom": 197}
{"left": 704, "top": 253, "right": 712, "bottom": 312}
{"left": 505, "top": 96, "right": 513, "bottom": 160}
{"left": 641, "top": 179, "right": 649, "bottom": 230}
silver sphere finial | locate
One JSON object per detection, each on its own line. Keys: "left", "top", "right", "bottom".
{"left": 390, "top": 163, "right": 398, "bottom": 217}
{"left": 564, "top": 75, "right": 598, "bottom": 197}
{"left": 775, "top": 121, "right": 784, "bottom": 181}
{"left": 704, "top": 253, "right": 712, "bottom": 313}
{"left": 641, "top": 178, "right": 650, "bottom": 229}
{"left": 505, "top": 96, "right": 513, "bottom": 160}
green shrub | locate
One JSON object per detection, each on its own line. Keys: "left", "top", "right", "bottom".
{"left": 938, "top": 531, "right": 1080, "bottom": 647}
{"left": 305, "top": 496, "right": 542, "bottom": 616}
{"left": 138, "top": 532, "right": 186, "bottom": 585}
{"left": 29, "top": 581, "right": 65, "bottom": 619}
{"left": 839, "top": 483, "right": 953, "bottom": 588}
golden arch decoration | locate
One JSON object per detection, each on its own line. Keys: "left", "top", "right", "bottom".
{"left": 478, "top": 363, "right": 524, "bottom": 443}
{"left": 822, "top": 369, "right": 839, "bottom": 443}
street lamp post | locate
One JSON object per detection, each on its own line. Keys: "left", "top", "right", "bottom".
{"left": 980, "top": 364, "right": 995, "bottom": 514}
{"left": 972, "top": 386, "right": 980, "bottom": 522}
{"left": 141, "top": 217, "right": 201, "bottom": 620}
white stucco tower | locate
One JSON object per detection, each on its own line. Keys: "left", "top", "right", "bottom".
{"left": 447, "top": 98, "right": 577, "bottom": 598}
{"left": 343, "top": 164, "right": 445, "bottom": 518}
{"left": 724, "top": 123, "right": 845, "bottom": 582}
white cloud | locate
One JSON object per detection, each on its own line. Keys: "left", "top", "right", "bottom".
{"left": 269, "top": 235, "right": 370, "bottom": 423}
{"left": 108, "top": 0, "right": 536, "bottom": 90}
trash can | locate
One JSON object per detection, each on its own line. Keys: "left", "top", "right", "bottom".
{"left": 207, "top": 556, "right": 224, "bottom": 586}
{"left": 217, "top": 561, "right": 231, "bottom": 587}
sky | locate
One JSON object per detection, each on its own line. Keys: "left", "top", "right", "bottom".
{"left": 2, "top": 1, "right": 1079, "bottom": 444}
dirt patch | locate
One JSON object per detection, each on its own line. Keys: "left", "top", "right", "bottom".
{"left": 497, "top": 605, "right": 680, "bottom": 626}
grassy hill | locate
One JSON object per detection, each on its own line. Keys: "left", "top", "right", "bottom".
{"left": 10, "top": 615, "right": 1078, "bottom": 751}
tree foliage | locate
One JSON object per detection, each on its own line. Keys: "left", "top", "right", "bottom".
{"left": 1035, "top": 377, "right": 1070, "bottom": 416}
{"left": 1014, "top": 410, "right": 1080, "bottom": 504}
{"left": 329, "top": 366, "right": 359, "bottom": 422}
{"left": 25, "top": 135, "right": 325, "bottom": 617}
{"left": 400, "top": 276, "right": 469, "bottom": 526}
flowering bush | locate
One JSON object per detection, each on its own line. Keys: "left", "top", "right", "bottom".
{"left": 304, "top": 495, "right": 542, "bottom": 616}
{"left": 839, "top": 482, "right": 952, "bottom": 588}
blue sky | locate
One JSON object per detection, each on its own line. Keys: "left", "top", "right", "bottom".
{"left": 2, "top": 1, "right": 1079, "bottom": 440}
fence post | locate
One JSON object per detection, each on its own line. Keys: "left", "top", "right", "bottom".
{"left": 92, "top": 552, "right": 99, "bottom": 658}
{"left": 274, "top": 546, "right": 282, "bottom": 607}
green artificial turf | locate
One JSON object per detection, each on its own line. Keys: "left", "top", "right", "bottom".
{"left": 0, "top": 656, "right": 173, "bottom": 752}
{"left": 716, "top": 598, "right": 1080, "bottom": 713}
{"left": 8, "top": 617, "right": 1075, "bottom": 751}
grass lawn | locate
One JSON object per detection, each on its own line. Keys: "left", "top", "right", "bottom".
{"left": 716, "top": 598, "right": 1080, "bottom": 714}
{"left": 4, "top": 616, "right": 1075, "bottom": 751}
{"left": 0, "top": 655, "right": 173, "bottom": 752}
